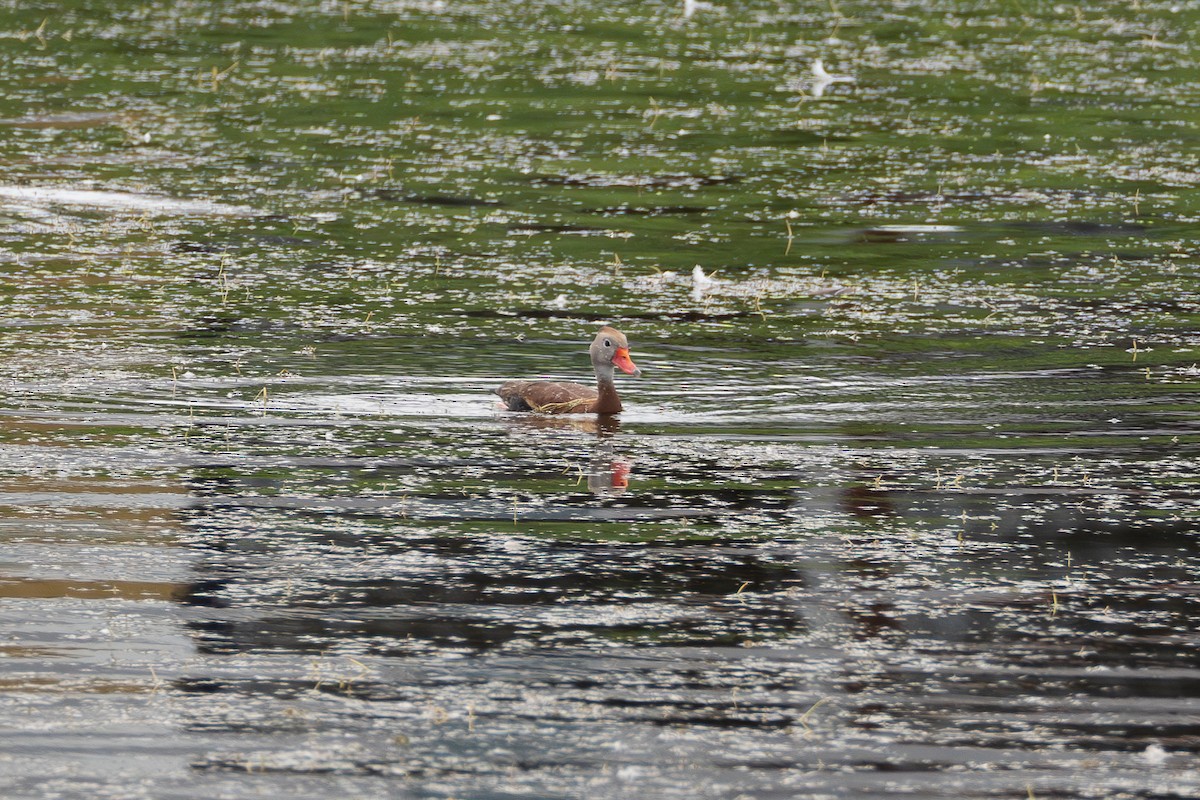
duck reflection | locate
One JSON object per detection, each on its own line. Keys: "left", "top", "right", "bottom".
{"left": 501, "top": 413, "right": 632, "bottom": 496}
{"left": 585, "top": 416, "right": 630, "bottom": 497}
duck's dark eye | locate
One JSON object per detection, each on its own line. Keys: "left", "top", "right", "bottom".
{"left": 603, "top": 338, "right": 612, "bottom": 348}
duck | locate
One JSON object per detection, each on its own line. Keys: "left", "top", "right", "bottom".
{"left": 494, "top": 326, "right": 642, "bottom": 414}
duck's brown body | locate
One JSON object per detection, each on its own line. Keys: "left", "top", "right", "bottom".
{"left": 495, "top": 378, "right": 623, "bottom": 415}
{"left": 495, "top": 327, "right": 641, "bottom": 415}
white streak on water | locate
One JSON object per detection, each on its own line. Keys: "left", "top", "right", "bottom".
{"left": 0, "top": 185, "right": 257, "bottom": 216}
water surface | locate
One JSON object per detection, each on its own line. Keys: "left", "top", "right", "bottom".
{"left": 1, "top": 1, "right": 1199, "bottom": 798}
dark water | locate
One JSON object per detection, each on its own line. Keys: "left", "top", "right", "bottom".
{"left": 1, "top": 1, "right": 1199, "bottom": 797}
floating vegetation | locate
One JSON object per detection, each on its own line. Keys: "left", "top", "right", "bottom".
{"left": 0, "top": 1, "right": 1198, "bottom": 798}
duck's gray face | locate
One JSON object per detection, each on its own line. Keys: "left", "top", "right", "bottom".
{"left": 592, "top": 328, "right": 642, "bottom": 377}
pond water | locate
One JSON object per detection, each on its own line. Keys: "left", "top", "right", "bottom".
{"left": 1, "top": 1, "right": 1199, "bottom": 798}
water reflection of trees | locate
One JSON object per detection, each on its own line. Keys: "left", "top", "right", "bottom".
{"left": 174, "top": 437, "right": 1192, "bottom": 668}
{"left": 175, "top": 419, "right": 806, "bottom": 657}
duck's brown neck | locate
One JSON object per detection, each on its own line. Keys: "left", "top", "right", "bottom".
{"left": 593, "top": 365, "right": 623, "bottom": 414}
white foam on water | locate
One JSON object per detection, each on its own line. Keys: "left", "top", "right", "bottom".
{"left": 0, "top": 185, "right": 257, "bottom": 216}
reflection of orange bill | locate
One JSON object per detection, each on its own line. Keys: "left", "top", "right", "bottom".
{"left": 611, "top": 461, "right": 631, "bottom": 489}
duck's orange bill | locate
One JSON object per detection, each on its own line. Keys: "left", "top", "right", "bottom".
{"left": 612, "top": 347, "right": 640, "bottom": 375}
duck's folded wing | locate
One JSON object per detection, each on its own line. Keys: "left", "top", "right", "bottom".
{"left": 495, "top": 380, "right": 597, "bottom": 413}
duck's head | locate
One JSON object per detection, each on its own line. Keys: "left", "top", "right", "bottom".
{"left": 591, "top": 326, "right": 641, "bottom": 377}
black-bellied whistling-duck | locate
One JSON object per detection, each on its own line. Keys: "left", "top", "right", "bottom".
{"left": 494, "top": 326, "right": 642, "bottom": 414}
